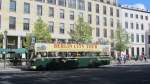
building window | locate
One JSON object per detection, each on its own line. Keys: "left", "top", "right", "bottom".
{"left": 136, "top": 34, "right": 139, "bottom": 43}
{"left": 36, "top": 0, "right": 44, "bottom": 2}
{"left": 9, "top": 0, "right": 16, "bottom": 12}
{"left": 141, "top": 35, "right": 144, "bottom": 43}
{"left": 148, "top": 35, "right": 150, "bottom": 44}
{"left": 9, "top": 16, "right": 16, "bottom": 29}
{"left": 136, "top": 14, "right": 138, "bottom": 19}
{"left": 96, "top": 16, "right": 100, "bottom": 25}
{"left": 48, "top": 21, "right": 54, "bottom": 33}
{"left": 68, "top": 0, "right": 76, "bottom": 9}
{"left": 60, "top": 9, "right": 64, "bottom": 19}
{"left": 88, "top": 14, "right": 92, "bottom": 24}
{"left": 58, "top": 0, "right": 66, "bottom": 7}
{"left": 96, "top": 27, "right": 100, "bottom": 37}
{"left": 103, "top": 17, "right": 107, "bottom": 26}
{"left": 116, "top": 9, "right": 119, "bottom": 17}
{"left": 70, "top": 11, "right": 74, "bottom": 20}
{"left": 131, "top": 47, "right": 134, "bottom": 57}
{"left": 137, "top": 47, "right": 139, "bottom": 56}
{"left": 125, "top": 22, "right": 128, "bottom": 29}
{"left": 104, "top": 29, "right": 107, "bottom": 38}
{"left": 142, "top": 48, "right": 144, "bottom": 53}
{"left": 110, "top": 18, "right": 113, "bottom": 27}
{"left": 47, "top": 0, "right": 56, "bottom": 5}
{"left": 48, "top": 7, "right": 54, "bottom": 17}
{"left": 70, "top": 24, "right": 74, "bottom": 32}
{"left": 103, "top": 6, "right": 106, "bottom": 15}
{"left": 141, "top": 15, "right": 143, "bottom": 20}
{"left": 131, "top": 22, "right": 134, "bottom": 29}
{"left": 117, "top": 20, "right": 120, "bottom": 28}
{"left": 136, "top": 23, "right": 139, "bottom": 29}
{"left": 149, "top": 48, "right": 150, "bottom": 56}
{"left": 23, "top": 18, "right": 30, "bottom": 31}
{"left": 110, "top": 7, "right": 113, "bottom": 16}
{"left": 130, "top": 14, "right": 133, "bottom": 18}
{"left": 141, "top": 23, "right": 144, "bottom": 30}
{"left": 145, "top": 16, "right": 148, "bottom": 20}
{"left": 96, "top": 4, "right": 99, "bottom": 13}
{"left": 88, "top": 2, "right": 92, "bottom": 12}
{"left": 125, "top": 13, "right": 128, "bottom": 17}
{"left": 24, "top": 2, "right": 30, "bottom": 14}
{"left": 110, "top": 30, "right": 114, "bottom": 39}
{"left": 131, "top": 34, "right": 134, "bottom": 42}
{"left": 60, "top": 23, "right": 65, "bottom": 34}
{"left": 78, "top": 0, "right": 85, "bottom": 10}
{"left": 37, "top": 5, "right": 42, "bottom": 16}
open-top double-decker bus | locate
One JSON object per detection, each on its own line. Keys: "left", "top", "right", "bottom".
{"left": 29, "top": 43, "right": 111, "bottom": 70}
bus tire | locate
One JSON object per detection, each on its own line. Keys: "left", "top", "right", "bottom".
{"left": 37, "top": 65, "right": 44, "bottom": 71}
{"left": 88, "top": 60, "right": 98, "bottom": 68}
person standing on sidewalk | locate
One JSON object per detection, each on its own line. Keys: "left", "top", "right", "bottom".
{"left": 144, "top": 56, "right": 147, "bottom": 62}
{"left": 143, "top": 54, "right": 148, "bottom": 62}
{"left": 117, "top": 56, "right": 121, "bottom": 64}
{"left": 123, "top": 54, "right": 127, "bottom": 64}
{"left": 140, "top": 52, "right": 144, "bottom": 61}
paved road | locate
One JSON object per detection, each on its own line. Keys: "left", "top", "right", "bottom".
{"left": 0, "top": 65, "right": 150, "bottom": 84}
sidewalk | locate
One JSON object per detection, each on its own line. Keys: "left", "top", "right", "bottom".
{"left": 110, "top": 59, "right": 150, "bottom": 66}
{"left": 0, "top": 62, "right": 21, "bottom": 72}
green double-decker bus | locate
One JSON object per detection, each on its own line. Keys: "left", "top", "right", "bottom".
{"left": 29, "top": 43, "right": 111, "bottom": 70}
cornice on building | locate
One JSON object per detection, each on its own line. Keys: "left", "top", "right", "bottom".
{"left": 120, "top": 5, "right": 150, "bottom": 14}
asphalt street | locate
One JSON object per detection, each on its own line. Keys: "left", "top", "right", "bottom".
{"left": 0, "top": 65, "right": 150, "bottom": 84}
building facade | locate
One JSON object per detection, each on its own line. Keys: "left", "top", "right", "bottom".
{"left": 0, "top": 0, "right": 119, "bottom": 50}
{"left": 146, "top": 20, "right": 150, "bottom": 58}
{"left": 2, "top": 0, "right": 150, "bottom": 58}
{"left": 121, "top": 6, "right": 150, "bottom": 58}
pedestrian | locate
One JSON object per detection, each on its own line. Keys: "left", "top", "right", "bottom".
{"left": 117, "top": 56, "right": 121, "bottom": 64}
{"left": 144, "top": 56, "right": 147, "bottom": 62}
{"left": 123, "top": 54, "right": 127, "bottom": 64}
{"left": 140, "top": 52, "right": 144, "bottom": 61}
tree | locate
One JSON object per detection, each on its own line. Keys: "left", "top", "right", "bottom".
{"left": 70, "top": 17, "right": 92, "bottom": 43}
{"left": 114, "top": 25, "right": 129, "bottom": 56}
{"left": 23, "top": 33, "right": 32, "bottom": 49}
{"left": 23, "top": 18, "right": 51, "bottom": 61}
{"left": 0, "top": 33, "right": 3, "bottom": 48}
{"left": 33, "top": 18, "right": 51, "bottom": 43}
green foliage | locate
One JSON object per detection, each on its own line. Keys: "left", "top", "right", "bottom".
{"left": 23, "top": 33, "right": 32, "bottom": 49}
{"left": 33, "top": 18, "right": 51, "bottom": 43}
{"left": 70, "top": 17, "right": 92, "bottom": 43}
{"left": 0, "top": 33, "right": 3, "bottom": 48}
{"left": 114, "top": 25, "right": 129, "bottom": 53}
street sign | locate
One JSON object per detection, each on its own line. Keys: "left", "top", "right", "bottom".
{"left": 31, "top": 36, "right": 36, "bottom": 44}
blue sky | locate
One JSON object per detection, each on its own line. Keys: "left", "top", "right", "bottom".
{"left": 119, "top": 0, "right": 150, "bottom": 10}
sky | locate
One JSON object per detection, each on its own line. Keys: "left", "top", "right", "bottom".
{"left": 119, "top": 0, "right": 150, "bottom": 10}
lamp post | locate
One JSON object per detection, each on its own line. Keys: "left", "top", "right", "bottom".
{"left": 3, "top": 30, "right": 7, "bottom": 69}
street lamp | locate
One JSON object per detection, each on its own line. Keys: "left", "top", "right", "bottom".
{"left": 3, "top": 30, "right": 7, "bottom": 69}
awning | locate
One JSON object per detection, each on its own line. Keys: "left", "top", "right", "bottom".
{"left": 15, "top": 48, "right": 28, "bottom": 54}
{"left": 0, "top": 48, "right": 5, "bottom": 54}
{"left": 0, "top": 48, "right": 28, "bottom": 54}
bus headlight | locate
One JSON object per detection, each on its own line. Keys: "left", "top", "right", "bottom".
{"left": 31, "top": 66, "right": 37, "bottom": 70}
{"left": 33, "top": 59, "right": 36, "bottom": 62}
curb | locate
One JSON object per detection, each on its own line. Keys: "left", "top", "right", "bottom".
{"left": 0, "top": 67, "right": 21, "bottom": 72}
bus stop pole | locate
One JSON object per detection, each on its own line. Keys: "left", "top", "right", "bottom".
{"left": 3, "top": 30, "right": 7, "bottom": 69}
{"left": 4, "top": 53, "right": 6, "bottom": 69}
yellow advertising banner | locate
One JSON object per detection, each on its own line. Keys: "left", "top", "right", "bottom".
{"left": 35, "top": 43, "right": 109, "bottom": 52}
